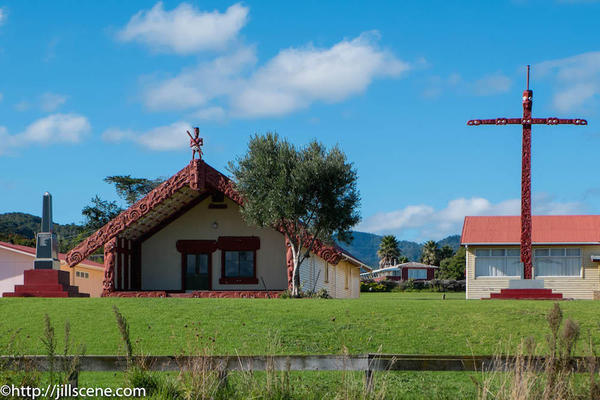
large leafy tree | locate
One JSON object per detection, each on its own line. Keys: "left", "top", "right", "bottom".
{"left": 229, "top": 133, "right": 360, "bottom": 297}
{"left": 436, "top": 246, "right": 466, "bottom": 280}
{"left": 420, "top": 240, "right": 440, "bottom": 266}
{"left": 104, "top": 175, "right": 163, "bottom": 206}
{"left": 377, "top": 235, "right": 401, "bottom": 268}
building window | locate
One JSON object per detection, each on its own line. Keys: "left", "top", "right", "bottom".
{"left": 223, "top": 250, "right": 255, "bottom": 278}
{"left": 407, "top": 269, "right": 427, "bottom": 280}
{"left": 534, "top": 248, "right": 581, "bottom": 277}
{"left": 344, "top": 266, "right": 349, "bottom": 289}
{"left": 324, "top": 263, "right": 329, "bottom": 283}
{"left": 475, "top": 248, "right": 522, "bottom": 277}
{"left": 75, "top": 271, "right": 89, "bottom": 279}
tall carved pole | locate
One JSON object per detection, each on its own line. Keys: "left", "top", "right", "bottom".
{"left": 467, "top": 65, "right": 587, "bottom": 279}
{"left": 521, "top": 67, "right": 533, "bottom": 279}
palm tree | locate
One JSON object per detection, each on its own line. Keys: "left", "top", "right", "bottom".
{"left": 420, "top": 240, "right": 440, "bottom": 266}
{"left": 377, "top": 235, "right": 401, "bottom": 268}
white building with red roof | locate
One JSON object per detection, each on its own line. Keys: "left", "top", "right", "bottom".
{"left": 461, "top": 216, "right": 600, "bottom": 299}
{"left": 64, "top": 159, "right": 369, "bottom": 298}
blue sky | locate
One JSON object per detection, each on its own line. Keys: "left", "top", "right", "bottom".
{"left": 1, "top": 0, "right": 600, "bottom": 241}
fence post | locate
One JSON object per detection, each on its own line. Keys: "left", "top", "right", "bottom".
{"left": 364, "top": 369, "right": 373, "bottom": 393}
{"left": 364, "top": 354, "right": 374, "bottom": 393}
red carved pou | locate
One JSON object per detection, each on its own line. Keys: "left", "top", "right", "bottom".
{"left": 467, "top": 66, "right": 587, "bottom": 279}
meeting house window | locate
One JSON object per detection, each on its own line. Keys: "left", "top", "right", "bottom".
{"left": 534, "top": 248, "right": 581, "bottom": 277}
{"left": 223, "top": 250, "right": 255, "bottom": 278}
{"left": 475, "top": 248, "right": 522, "bottom": 277}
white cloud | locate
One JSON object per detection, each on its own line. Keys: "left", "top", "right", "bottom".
{"left": 536, "top": 52, "right": 600, "bottom": 112}
{"left": 233, "top": 32, "right": 409, "bottom": 117}
{"left": 40, "top": 92, "right": 67, "bottom": 112}
{"left": 143, "top": 32, "right": 409, "bottom": 118}
{"left": 0, "top": 93, "right": 3, "bottom": 102}
{"left": 471, "top": 73, "right": 512, "bottom": 96}
{"left": 0, "top": 113, "right": 91, "bottom": 155}
{"left": 101, "top": 121, "right": 192, "bottom": 151}
{"left": 0, "top": 8, "right": 6, "bottom": 26}
{"left": 358, "top": 195, "right": 588, "bottom": 240}
{"left": 118, "top": 2, "right": 249, "bottom": 54}
{"left": 143, "top": 47, "right": 256, "bottom": 110}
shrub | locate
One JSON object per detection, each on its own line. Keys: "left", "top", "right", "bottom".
{"left": 360, "top": 279, "right": 397, "bottom": 292}
{"left": 391, "top": 279, "right": 466, "bottom": 292}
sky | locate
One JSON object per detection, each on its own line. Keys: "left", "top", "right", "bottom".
{"left": 1, "top": 0, "right": 600, "bottom": 242}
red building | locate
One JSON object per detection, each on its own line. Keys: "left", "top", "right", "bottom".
{"left": 361, "top": 262, "right": 438, "bottom": 282}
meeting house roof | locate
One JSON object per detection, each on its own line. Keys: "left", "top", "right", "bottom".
{"left": 66, "top": 159, "right": 361, "bottom": 268}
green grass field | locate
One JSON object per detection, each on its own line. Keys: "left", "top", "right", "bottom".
{"left": 2, "top": 292, "right": 600, "bottom": 356}
{"left": 2, "top": 293, "right": 600, "bottom": 399}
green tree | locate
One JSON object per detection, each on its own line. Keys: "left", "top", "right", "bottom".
{"left": 104, "top": 175, "right": 163, "bottom": 206}
{"left": 420, "top": 240, "right": 440, "bottom": 265}
{"left": 81, "top": 195, "right": 123, "bottom": 230}
{"left": 229, "top": 133, "right": 360, "bottom": 297}
{"left": 436, "top": 246, "right": 466, "bottom": 280}
{"left": 438, "top": 244, "right": 455, "bottom": 261}
{"left": 398, "top": 255, "right": 409, "bottom": 264}
{"left": 377, "top": 235, "right": 401, "bottom": 267}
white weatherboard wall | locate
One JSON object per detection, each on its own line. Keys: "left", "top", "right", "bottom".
{"left": 299, "top": 254, "right": 328, "bottom": 293}
{"left": 141, "top": 197, "right": 287, "bottom": 291}
{"left": 0, "top": 247, "right": 30, "bottom": 297}
{"left": 299, "top": 256, "right": 359, "bottom": 299}
{"left": 465, "top": 245, "right": 600, "bottom": 300}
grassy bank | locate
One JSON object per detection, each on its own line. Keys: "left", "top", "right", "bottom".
{"left": 2, "top": 292, "right": 600, "bottom": 356}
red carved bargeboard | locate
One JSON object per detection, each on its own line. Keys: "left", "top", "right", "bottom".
{"left": 107, "top": 291, "right": 282, "bottom": 298}
{"left": 66, "top": 159, "right": 343, "bottom": 296}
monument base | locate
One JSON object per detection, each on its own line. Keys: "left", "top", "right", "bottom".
{"left": 3, "top": 269, "right": 90, "bottom": 297}
{"left": 484, "top": 279, "right": 564, "bottom": 300}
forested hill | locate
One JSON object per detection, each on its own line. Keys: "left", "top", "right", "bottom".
{"left": 336, "top": 231, "right": 461, "bottom": 268}
{"left": 0, "top": 212, "right": 87, "bottom": 251}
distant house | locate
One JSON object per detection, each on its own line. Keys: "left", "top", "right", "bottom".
{"left": 461, "top": 216, "right": 600, "bottom": 299}
{"left": 361, "top": 262, "right": 438, "bottom": 282}
{"left": 65, "top": 159, "right": 370, "bottom": 298}
{"left": 0, "top": 241, "right": 104, "bottom": 297}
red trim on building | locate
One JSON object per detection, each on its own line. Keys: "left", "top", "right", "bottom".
{"left": 216, "top": 236, "right": 260, "bottom": 251}
{"left": 176, "top": 240, "right": 218, "bottom": 254}
{"left": 107, "top": 290, "right": 281, "bottom": 298}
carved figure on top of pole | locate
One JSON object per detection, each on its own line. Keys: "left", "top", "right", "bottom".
{"left": 187, "top": 127, "right": 203, "bottom": 160}
{"left": 467, "top": 65, "right": 588, "bottom": 279}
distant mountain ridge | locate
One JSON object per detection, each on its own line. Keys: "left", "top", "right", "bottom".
{"left": 336, "top": 231, "right": 461, "bottom": 269}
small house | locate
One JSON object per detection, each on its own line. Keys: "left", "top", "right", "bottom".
{"left": 361, "top": 262, "right": 438, "bottom": 281}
